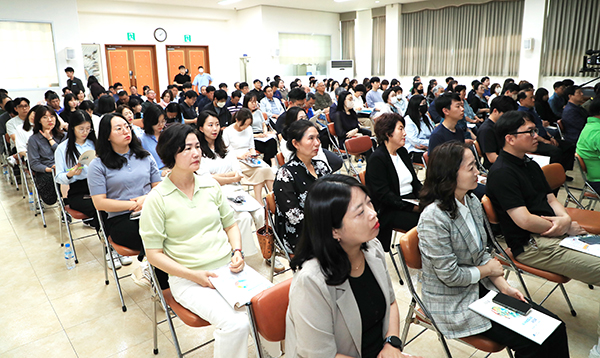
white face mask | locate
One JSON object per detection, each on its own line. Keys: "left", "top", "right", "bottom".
{"left": 345, "top": 100, "right": 354, "bottom": 109}
{"left": 495, "top": 87, "right": 501, "bottom": 94}
{"left": 390, "top": 96, "right": 398, "bottom": 104}
{"left": 217, "top": 101, "right": 226, "bottom": 108}
{"left": 199, "top": 69, "right": 204, "bottom": 74}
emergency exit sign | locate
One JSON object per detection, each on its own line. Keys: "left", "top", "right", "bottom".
{"left": 184, "top": 35, "right": 191, "bottom": 42}
{"left": 127, "top": 32, "right": 136, "bottom": 41}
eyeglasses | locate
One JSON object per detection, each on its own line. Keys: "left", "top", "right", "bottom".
{"left": 17, "top": 104, "right": 30, "bottom": 109}
{"left": 113, "top": 124, "right": 131, "bottom": 134}
{"left": 76, "top": 127, "right": 92, "bottom": 134}
{"left": 510, "top": 128, "right": 539, "bottom": 137}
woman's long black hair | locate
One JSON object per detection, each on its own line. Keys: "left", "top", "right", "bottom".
{"left": 419, "top": 141, "right": 469, "bottom": 219}
{"left": 281, "top": 106, "right": 306, "bottom": 141}
{"left": 96, "top": 113, "right": 149, "bottom": 169}
{"left": 22, "top": 105, "right": 42, "bottom": 132}
{"left": 291, "top": 174, "right": 370, "bottom": 286}
{"left": 32, "top": 106, "right": 64, "bottom": 140}
{"left": 65, "top": 110, "right": 97, "bottom": 167}
{"left": 406, "top": 94, "right": 433, "bottom": 134}
{"left": 197, "top": 110, "right": 228, "bottom": 159}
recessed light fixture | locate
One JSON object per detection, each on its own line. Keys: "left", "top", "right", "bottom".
{"left": 218, "top": 0, "right": 241, "bottom": 5}
{"left": 375, "top": 1, "right": 380, "bottom": 3}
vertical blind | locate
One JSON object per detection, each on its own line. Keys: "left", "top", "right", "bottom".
{"left": 371, "top": 15, "right": 386, "bottom": 76}
{"left": 541, "top": 0, "right": 600, "bottom": 77}
{"left": 341, "top": 20, "right": 356, "bottom": 75}
{"left": 399, "top": 0, "right": 523, "bottom": 77}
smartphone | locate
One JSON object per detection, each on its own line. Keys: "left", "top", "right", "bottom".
{"left": 492, "top": 292, "right": 532, "bottom": 316}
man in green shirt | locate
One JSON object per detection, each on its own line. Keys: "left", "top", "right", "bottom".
{"left": 576, "top": 98, "right": 600, "bottom": 193}
{"left": 313, "top": 81, "right": 333, "bottom": 114}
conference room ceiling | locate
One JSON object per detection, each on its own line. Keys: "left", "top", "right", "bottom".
{"left": 116, "top": 0, "right": 424, "bottom": 13}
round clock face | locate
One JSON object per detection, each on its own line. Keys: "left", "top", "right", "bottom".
{"left": 154, "top": 28, "right": 167, "bottom": 42}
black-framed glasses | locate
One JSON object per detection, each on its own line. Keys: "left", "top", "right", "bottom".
{"left": 510, "top": 128, "right": 539, "bottom": 137}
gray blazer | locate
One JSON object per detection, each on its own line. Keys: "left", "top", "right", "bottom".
{"left": 417, "top": 194, "right": 496, "bottom": 339}
{"left": 285, "top": 239, "right": 395, "bottom": 358}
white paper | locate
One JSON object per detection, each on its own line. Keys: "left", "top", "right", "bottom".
{"left": 528, "top": 154, "right": 551, "bottom": 168}
{"left": 469, "top": 291, "right": 561, "bottom": 345}
{"left": 467, "top": 123, "right": 476, "bottom": 128}
{"left": 209, "top": 264, "right": 274, "bottom": 309}
{"left": 227, "top": 190, "right": 263, "bottom": 212}
{"left": 560, "top": 235, "right": 600, "bottom": 258}
{"left": 254, "top": 134, "right": 277, "bottom": 142}
{"left": 404, "top": 199, "right": 419, "bottom": 206}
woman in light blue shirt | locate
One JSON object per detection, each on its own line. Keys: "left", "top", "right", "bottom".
{"left": 140, "top": 105, "right": 168, "bottom": 175}
{"left": 403, "top": 95, "right": 434, "bottom": 164}
{"left": 55, "top": 110, "right": 99, "bottom": 228}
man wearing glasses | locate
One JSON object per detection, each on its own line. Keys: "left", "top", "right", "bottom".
{"left": 487, "top": 110, "right": 600, "bottom": 290}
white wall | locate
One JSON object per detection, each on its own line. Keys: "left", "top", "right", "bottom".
{"left": 355, "top": 10, "right": 373, "bottom": 80}
{"left": 517, "top": 0, "right": 546, "bottom": 88}
{"left": 1, "top": 0, "right": 85, "bottom": 101}
{"left": 384, "top": 4, "right": 401, "bottom": 79}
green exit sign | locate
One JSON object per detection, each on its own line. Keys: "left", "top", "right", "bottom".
{"left": 184, "top": 34, "right": 191, "bottom": 43}
{"left": 127, "top": 32, "right": 136, "bottom": 41}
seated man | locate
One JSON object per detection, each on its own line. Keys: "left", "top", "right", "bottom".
{"left": 428, "top": 92, "right": 467, "bottom": 155}
{"left": 479, "top": 96, "right": 518, "bottom": 169}
{"left": 313, "top": 81, "right": 332, "bottom": 113}
{"left": 487, "top": 110, "right": 600, "bottom": 288}
{"left": 180, "top": 90, "right": 198, "bottom": 125}
{"left": 260, "top": 84, "right": 284, "bottom": 124}
{"left": 178, "top": 82, "right": 193, "bottom": 104}
{"left": 225, "top": 90, "right": 243, "bottom": 116}
{"left": 366, "top": 77, "right": 383, "bottom": 109}
{"left": 202, "top": 89, "right": 231, "bottom": 127}
{"left": 548, "top": 81, "right": 566, "bottom": 117}
{"left": 562, "top": 85, "right": 589, "bottom": 144}
{"left": 195, "top": 85, "right": 214, "bottom": 112}
{"left": 576, "top": 98, "right": 600, "bottom": 193}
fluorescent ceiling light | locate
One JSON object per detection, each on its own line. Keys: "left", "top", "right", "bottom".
{"left": 334, "top": 0, "right": 351, "bottom": 2}
{"left": 218, "top": 0, "right": 241, "bottom": 5}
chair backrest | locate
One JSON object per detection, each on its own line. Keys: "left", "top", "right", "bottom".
{"left": 481, "top": 195, "right": 499, "bottom": 224}
{"left": 575, "top": 153, "right": 587, "bottom": 174}
{"left": 265, "top": 192, "right": 276, "bottom": 216}
{"left": 326, "top": 112, "right": 331, "bottom": 123}
{"left": 359, "top": 170, "right": 366, "bottom": 186}
{"left": 344, "top": 136, "right": 372, "bottom": 156}
{"left": 276, "top": 152, "right": 285, "bottom": 167}
{"left": 422, "top": 151, "right": 429, "bottom": 166}
{"left": 249, "top": 278, "right": 292, "bottom": 342}
{"left": 399, "top": 227, "right": 422, "bottom": 269}
{"left": 262, "top": 111, "right": 268, "bottom": 121}
{"left": 557, "top": 119, "right": 565, "bottom": 132}
{"left": 474, "top": 141, "right": 483, "bottom": 157}
{"left": 541, "top": 163, "right": 565, "bottom": 191}
{"left": 327, "top": 122, "right": 336, "bottom": 137}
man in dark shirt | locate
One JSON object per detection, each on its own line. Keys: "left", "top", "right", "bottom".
{"left": 487, "top": 110, "right": 600, "bottom": 286}
{"left": 179, "top": 82, "right": 193, "bottom": 104}
{"left": 65, "top": 67, "right": 85, "bottom": 95}
{"left": 428, "top": 92, "right": 466, "bottom": 155}
{"left": 195, "top": 86, "right": 214, "bottom": 112}
{"left": 249, "top": 79, "right": 265, "bottom": 102}
{"left": 479, "top": 96, "right": 518, "bottom": 169}
{"left": 225, "top": 90, "right": 243, "bottom": 116}
{"left": 202, "top": 89, "right": 231, "bottom": 127}
{"left": 173, "top": 65, "right": 191, "bottom": 92}
{"left": 561, "top": 85, "right": 588, "bottom": 144}
{"left": 181, "top": 90, "right": 198, "bottom": 125}
{"left": 117, "top": 91, "right": 129, "bottom": 106}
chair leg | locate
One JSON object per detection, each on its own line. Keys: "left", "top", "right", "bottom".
{"left": 103, "top": 240, "right": 109, "bottom": 285}
{"left": 558, "top": 283, "right": 577, "bottom": 317}
{"left": 437, "top": 333, "right": 453, "bottom": 358}
{"left": 105, "top": 242, "right": 127, "bottom": 312}
{"left": 247, "top": 304, "right": 265, "bottom": 358}
{"left": 388, "top": 250, "right": 404, "bottom": 286}
{"left": 65, "top": 219, "right": 79, "bottom": 264}
{"left": 400, "top": 300, "right": 416, "bottom": 349}
{"left": 152, "top": 288, "right": 159, "bottom": 354}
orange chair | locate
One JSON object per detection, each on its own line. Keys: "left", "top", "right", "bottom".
{"left": 276, "top": 152, "right": 285, "bottom": 167}
{"left": 397, "top": 228, "right": 511, "bottom": 357}
{"left": 556, "top": 119, "right": 565, "bottom": 140}
{"left": 326, "top": 123, "right": 351, "bottom": 173}
{"left": 422, "top": 151, "right": 429, "bottom": 168}
{"left": 344, "top": 136, "right": 373, "bottom": 177}
{"left": 574, "top": 153, "right": 600, "bottom": 209}
{"left": 246, "top": 278, "right": 292, "bottom": 358}
{"left": 481, "top": 196, "right": 577, "bottom": 316}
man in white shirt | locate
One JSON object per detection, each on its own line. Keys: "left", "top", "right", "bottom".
{"left": 260, "top": 85, "right": 284, "bottom": 123}
{"left": 6, "top": 97, "right": 29, "bottom": 148}
{"left": 192, "top": 65, "right": 212, "bottom": 92}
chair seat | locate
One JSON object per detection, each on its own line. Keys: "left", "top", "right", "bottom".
{"left": 108, "top": 236, "right": 141, "bottom": 257}
{"left": 565, "top": 207, "right": 600, "bottom": 234}
{"left": 249, "top": 278, "right": 292, "bottom": 342}
{"left": 65, "top": 205, "right": 90, "bottom": 220}
{"left": 162, "top": 288, "right": 211, "bottom": 328}
{"left": 393, "top": 228, "right": 407, "bottom": 234}
{"left": 504, "top": 248, "right": 571, "bottom": 284}
{"left": 583, "top": 192, "right": 600, "bottom": 199}
{"left": 459, "top": 335, "right": 506, "bottom": 353}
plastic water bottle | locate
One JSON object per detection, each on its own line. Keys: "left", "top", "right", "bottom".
{"left": 65, "top": 243, "right": 76, "bottom": 270}
{"left": 2, "top": 166, "right": 8, "bottom": 182}
{"left": 357, "top": 159, "right": 363, "bottom": 170}
{"left": 28, "top": 192, "right": 35, "bottom": 211}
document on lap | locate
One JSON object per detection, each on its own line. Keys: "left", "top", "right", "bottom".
{"left": 560, "top": 235, "right": 600, "bottom": 258}
{"left": 469, "top": 291, "right": 561, "bottom": 345}
{"left": 209, "top": 264, "right": 274, "bottom": 309}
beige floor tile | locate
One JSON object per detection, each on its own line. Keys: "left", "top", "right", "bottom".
{"left": 65, "top": 306, "right": 154, "bottom": 358}
{"left": 0, "top": 331, "right": 77, "bottom": 358}
{"left": 106, "top": 331, "right": 178, "bottom": 357}
{"left": 37, "top": 260, "right": 109, "bottom": 300}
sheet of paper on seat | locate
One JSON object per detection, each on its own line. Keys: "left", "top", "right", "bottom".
{"left": 560, "top": 235, "right": 600, "bottom": 258}
{"left": 209, "top": 264, "right": 274, "bottom": 309}
{"left": 404, "top": 199, "right": 419, "bottom": 206}
{"left": 227, "top": 190, "right": 262, "bottom": 212}
{"left": 477, "top": 175, "right": 487, "bottom": 185}
{"left": 469, "top": 291, "right": 561, "bottom": 345}
{"left": 467, "top": 123, "right": 476, "bottom": 128}
{"left": 254, "top": 133, "right": 277, "bottom": 142}
{"left": 528, "top": 154, "right": 550, "bottom": 167}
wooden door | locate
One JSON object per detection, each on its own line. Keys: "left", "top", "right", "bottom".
{"left": 166, "top": 46, "right": 210, "bottom": 88}
{"left": 106, "top": 45, "right": 159, "bottom": 91}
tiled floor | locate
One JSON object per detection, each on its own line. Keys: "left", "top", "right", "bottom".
{"left": 0, "top": 169, "right": 598, "bottom": 358}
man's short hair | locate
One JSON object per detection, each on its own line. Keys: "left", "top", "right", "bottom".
{"left": 517, "top": 89, "right": 533, "bottom": 102}
{"left": 503, "top": 83, "right": 520, "bottom": 94}
{"left": 519, "top": 82, "right": 534, "bottom": 91}
{"left": 381, "top": 79, "right": 389, "bottom": 86}
{"left": 490, "top": 96, "right": 518, "bottom": 114}
{"left": 113, "top": 82, "right": 123, "bottom": 88}
{"left": 290, "top": 82, "right": 299, "bottom": 89}
{"left": 445, "top": 76, "right": 454, "bottom": 84}
{"left": 588, "top": 98, "right": 600, "bottom": 117}
{"left": 240, "top": 82, "right": 249, "bottom": 90}
{"left": 253, "top": 79, "right": 262, "bottom": 84}
{"left": 563, "top": 79, "right": 575, "bottom": 87}
{"left": 471, "top": 80, "right": 481, "bottom": 89}
{"left": 218, "top": 82, "right": 227, "bottom": 89}
{"left": 454, "top": 85, "right": 467, "bottom": 93}
{"left": 198, "top": 65, "right": 204, "bottom": 70}
{"left": 354, "top": 84, "right": 366, "bottom": 93}
{"left": 306, "top": 92, "right": 316, "bottom": 101}
{"left": 44, "top": 90, "right": 55, "bottom": 100}
{"left": 184, "top": 90, "right": 198, "bottom": 99}
{"left": 481, "top": 76, "right": 490, "bottom": 83}
{"left": 231, "top": 90, "right": 242, "bottom": 99}
{"left": 47, "top": 93, "right": 60, "bottom": 102}
{"left": 167, "top": 84, "right": 175, "bottom": 90}
{"left": 553, "top": 81, "right": 564, "bottom": 90}
{"left": 118, "top": 91, "right": 128, "bottom": 97}
{"left": 495, "top": 110, "right": 535, "bottom": 147}
{"left": 182, "top": 82, "right": 192, "bottom": 90}
{"left": 13, "top": 97, "right": 30, "bottom": 107}
{"left": 564, "top": 85, "right": 581, "bottom": 98}
{"left": 178, "top": 65, "right": 186, "bottom": 70}
{"left": 206, "top": 86, "right": 216, "bottom": 93}
{"left": 288, "top": 88, "right": 306, "bottom": 102}
{"left": 370, "top": 76, "right": 381, "bottom": 84}
{"left": 64, "top": 67, "right": 74, "bottom": 73}
{"left": 62, "top": 87, "right": 70, "bottom": 94}
{"left": 214, "top": 89, "right": 227, "bottom": 101}
{"left": 435, "top": 92, "right": 461, "bottom": 118}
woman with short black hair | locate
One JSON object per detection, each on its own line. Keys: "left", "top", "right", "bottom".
{"left": 96, "top": 95, "right": 116, "bottom": 116}
{"left": 140, "top": 105, "right": 167, "bottom": 173}
{"left": 165, "top": 102, "right": 183, "bottom": 125}
{"left": 60, "top": 93, "right": 78, "bottom": 125}
{"left": 404, "top": 95, "right": 433, "bottom": 163}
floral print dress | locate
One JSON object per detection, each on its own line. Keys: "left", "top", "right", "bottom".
{"left": 273, "top": 155, "right": 331, "bottom": 252}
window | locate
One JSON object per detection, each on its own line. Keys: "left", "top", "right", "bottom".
{"left": 278, "top": 33, "right": 331, "bottom": 76}
{"left": 0, "top": 21, "right": 59, "bottom": 89}
{"left": 399, "top": 1, "right": 523, "bottom": 77}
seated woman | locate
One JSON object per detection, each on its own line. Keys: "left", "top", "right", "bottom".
{"left": 534, "top": 88, "right": 560, "bottom": 130}
{"left": 73, "top": 88, "right": 86, "bottom": 103}
{"left": 469, "top": 83, "right": 490, "bottom": 121}
{"left": 280, "top": 106, "right": 332, "bottom": 168}
{"left": 404, "top": 95, "right": 434, "bottom": 164}
{"left": 88, "top": 113, "right": 161, "bottom": 277}
{"left": 79, "top": 100, "right": 101, "bottom": 135}
{"left": 332, "top": 90, "right": 373, "bottom": 160}
{"left": 243, "top": 92, "right": 277, "bottom": 167}
{"left": 159, "top": 89, "right": 172, "bottom": 109}
{"left": 165, "top": 102, "right": 183, "bottom": 126}
{"left": 55, "top": 110, "right": 99, "bottom": 229}
{"left": 286, "top": 174, "right": 421, "bottom": 358}
{"left": 14, "top": 105, "right": 40, "bottom": 159}
{"left": 417, "top": 141, "right": 569, "bottom": 357}
{"left": 140, "top": 123, "right": 250, "bottom": 358}
{"left": 116, "top": 104, "right": 144, "bottom": 138}
{"left": 60, "top": 93, "right": 78, "bottom": 126}
{"left": 274, "top": 120, "right": 331, "bottom": 253}
{"left": 222, "top": 108, "right": 274, "bottom": 203}
{"left": 140, "top": 105, "right": 169, "bottom": 176}
{"left": 373, "top": 88, "right": 400, "bottom": 120}
{"left": 196, "top": 111, "right": 269, "bottom": 266}
{"left": 366, "top": 113, "right": 421, "bottom": 252}
{"left": 27, "top": 105, "right": 65, "bottom": 205}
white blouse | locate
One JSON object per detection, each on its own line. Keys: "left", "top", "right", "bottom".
{"left": 390, "top": 153, "right": 413, "bottom": 196}
{"left": 222, "top": 125, "right": 255, "bottom": 156}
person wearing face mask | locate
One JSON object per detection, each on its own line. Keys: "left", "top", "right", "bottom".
{"left": 404, "top": 95, "right": 434, "bottom": 164}
{"left": 487, "top": 83, "right": 502, "bottom": 106}
{"left": 393, "top": 86, "right": 409, "bottom": 116}
{"left": 192, "top": 66, "right": 212, "bottom": 92}
{"left": 332, "top": 91, "right": 374, "bottom": 161}
{"left": 202, "top": 89, "right": 231, "bottom": 128}
{"left": 373, "top": 88, "right": 400, "bottom": 121}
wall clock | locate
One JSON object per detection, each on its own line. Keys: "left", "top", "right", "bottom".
{"left": 154, "top": 28, "right": 167, "bottom": 42}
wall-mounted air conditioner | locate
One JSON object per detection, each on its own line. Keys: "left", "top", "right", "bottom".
{"left": 328, "top": 60, "right": 354, "bottom": 79}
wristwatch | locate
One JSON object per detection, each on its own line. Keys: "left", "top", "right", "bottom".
{"left": 231, "top": 248, "right": 244, "bottom": 258}
{"left": 383, "top": 336, "right": 402, "bottom": 350}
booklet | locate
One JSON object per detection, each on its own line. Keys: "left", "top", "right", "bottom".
{"left": 240, "top": 157, "right": 265, "bottom": 167}
{"left": 469, "top": 291, "right": 561, "bottom": 345}
{"left": 209, "top": 264, "right": 274, "bottom": 309}
{"left": 254, "top": 133, "right": 277, "bottom": 143}
{"left": 560, "top": 235, "right": 600, "bottom": 258}
{"left": 67, "top": 150, "right": 96, "bottom": 171}
{"left": 227, "top": 190, "right": 263, "bottom": 212}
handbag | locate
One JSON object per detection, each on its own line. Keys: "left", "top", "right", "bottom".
{"left": 256, "top": 206, "right": 275, "bottom": 260}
